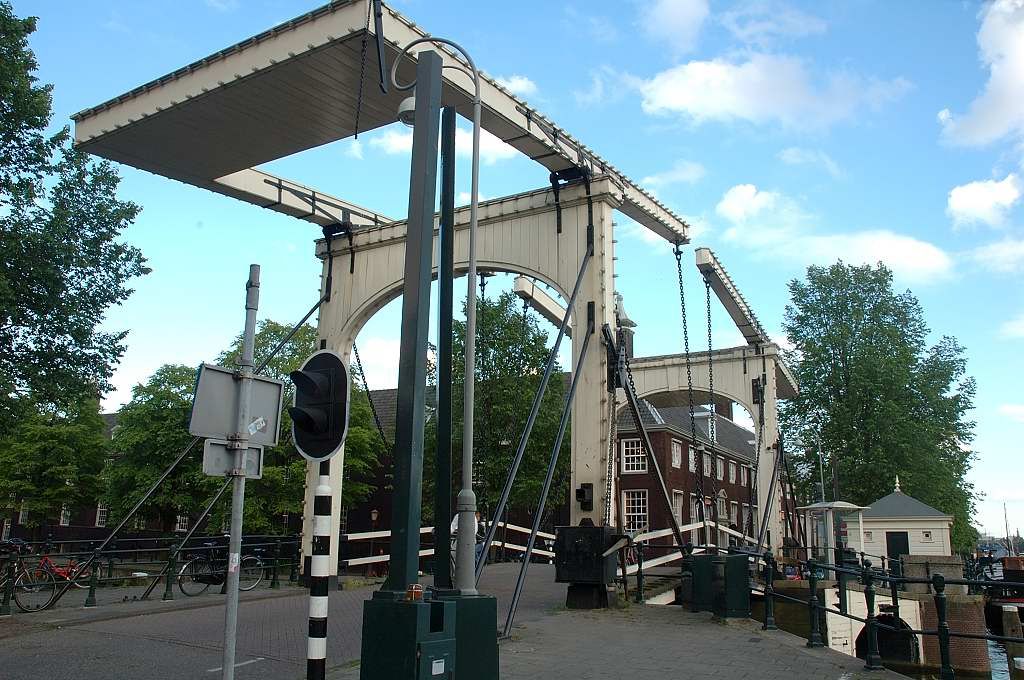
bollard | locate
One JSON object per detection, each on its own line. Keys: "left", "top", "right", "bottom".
{"left": 763, "top": 551, "right": 777, "bottom": 631}
{"left": 289, "top": 540, "right": 299, "bottom": 583}
{"left": 1, "top": 554, "right": 14, "bottom": 616}
{"left": 634, "top": 543, "right": 645, "bottom": 604}
{"left": 84, "top": 550, "right": 100, "bottom": 608}
{"left": 163, "top": 543, "right": 177, "bottom": 602}
{"left": 932, "top": 573, "right": 955, "bottom": 680}
{"left": 106, "top": 554, "right": 115, "bottom": 580}
{"left": 862, "top": 560, "right": 882, "bottom": 670}
{"left": 270, "top": 539, "right": 281, "bottom": 590}
{"left": 806, "top": 560, "right": 824, "bottom": 647}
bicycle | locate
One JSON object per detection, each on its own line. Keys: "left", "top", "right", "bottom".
{"left": 177, "top": 542, "right": 264, "bottom": 596}
{"left": 36, "top": 552, "right": 92, "bottom": 589}
{"left": 0, "top": 543, "right": 58, "bottom": 612}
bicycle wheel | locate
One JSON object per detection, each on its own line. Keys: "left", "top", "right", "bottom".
{"left": 70, "top": 562, "right": 92, "bottom": 589}
{"left": 238, "top": 556, "right": 263, "bottom": 591}
{"left": 14, "top": 566, "right": 57, "bottom": 612}
{"left": 178, "top": 557, "right": 213, "bottom": 596}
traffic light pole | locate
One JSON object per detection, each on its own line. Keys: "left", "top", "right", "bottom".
{"left": 221, "top": 264, "right": 260, "bottom": 680}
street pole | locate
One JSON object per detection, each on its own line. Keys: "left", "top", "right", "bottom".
{"left": 221, "top": 264, "right": 259, "bottom": 680}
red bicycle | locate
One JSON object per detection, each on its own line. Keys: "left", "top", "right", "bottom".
{"left": 36, "top": 553, "right": 92, "bottom": 589}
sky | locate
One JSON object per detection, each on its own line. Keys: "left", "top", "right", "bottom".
{"left": 13, "top": 0, "right": 1024, "bottom": 538}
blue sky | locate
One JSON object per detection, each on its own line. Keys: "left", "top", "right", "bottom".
{"left": 15, "top": 0, "right": 1024, "bottom": 537}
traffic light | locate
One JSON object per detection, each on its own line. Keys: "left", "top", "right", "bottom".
{"left": 288, "top": 350, "right": 350, "bottom": 462}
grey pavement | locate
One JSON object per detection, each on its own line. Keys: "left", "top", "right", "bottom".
{"left": 1, "top": 563, "right": 906, "bottom": 679}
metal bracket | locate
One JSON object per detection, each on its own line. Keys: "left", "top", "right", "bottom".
{"left": 549, "top": 166, "right": 592, "bottom": 235}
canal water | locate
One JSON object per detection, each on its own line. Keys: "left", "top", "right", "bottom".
{"left": 896, "top": 639, "right": 1010, "bottom": 679}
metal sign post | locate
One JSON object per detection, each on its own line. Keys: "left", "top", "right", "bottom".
{"left": 221, "top": 264, "right": 260, "bottom": 680}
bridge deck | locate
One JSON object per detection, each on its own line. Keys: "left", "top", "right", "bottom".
{"left": 0, "top": 563, "right": 904, "bottom": 679}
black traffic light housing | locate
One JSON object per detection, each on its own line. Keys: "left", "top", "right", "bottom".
{"left": 575, "top": 483, "right": 594, "bottom": 512}
{"left": 289, "top": 350, "right": 350, "bottom": 462}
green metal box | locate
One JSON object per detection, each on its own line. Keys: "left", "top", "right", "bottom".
{"left": 437, "top": 593, "right": 499, "bottom": 680}
{"left": 687, "top": 554, "right": 715, "bottom": 612}
{"left": 360, "top": 595, "right": 456, "bottom": 679}
{"left": 712, "top": 553, "right": 750, "bottom": 618}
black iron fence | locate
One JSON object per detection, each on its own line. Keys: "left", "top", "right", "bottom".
{"left": 0, "top": 534, "right": 300, "bottom": 615}
{"left": 748, "top": 549, "right": 1024, "bottom": 678}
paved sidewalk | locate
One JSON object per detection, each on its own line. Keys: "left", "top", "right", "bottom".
{"left": 332, "top": 605, "right": 907, "bottom": 680}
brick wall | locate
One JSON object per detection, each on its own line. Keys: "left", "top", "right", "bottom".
{"left": 919, "top": 596, "right": 990, "bottom": 673}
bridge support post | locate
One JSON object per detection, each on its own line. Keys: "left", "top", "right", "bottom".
{"left": 806, "top": 561, "right": 824, "bottom": 647}
{"left": 762, "top": 552, "right": 777, "bottom": 630}
{"left": 862, "top": 561, "right": 883, "bottom": 670}
{"left": 933, "top": 573, "right": 955, "bottom": 680}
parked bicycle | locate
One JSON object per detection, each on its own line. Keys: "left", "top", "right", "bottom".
{"left": 177, "top": 541, "right": 264, "bottom": 596}
{"left": 1, "top": 541, "right": 58, "bottom": 612}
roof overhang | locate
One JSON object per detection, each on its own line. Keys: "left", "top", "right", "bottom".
{"left": 72, "top": 1, "right": 688, "bottom": 240}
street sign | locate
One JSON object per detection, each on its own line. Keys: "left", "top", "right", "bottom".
{"left": 289, "top": 350, "right": 350, "bottom": 462}
{"left": 202, "top": 439, "right": 264, "bottom": 479}
{"left": 188, "top": 364, "right": 284, "bottom": 446}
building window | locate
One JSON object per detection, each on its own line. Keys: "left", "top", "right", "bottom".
{"left": 621, "top": 439, "right": 646, "bottom": 473}
{"left": 741, "top": 466, "right": 749, "bottom": 486}
{"left": 716, "top": 496, "right": 727, "bottom": 523}
{"left": 688, "top": 446, "right": 696, "bottom": 472}
{"left": 18, "top": 502, "right": 28, "bottom": 525}
{"left": 673, "top": 490, "right": 686, "bottom": 524}
{"left": 864, "top": 531, "right": 873, "bottom": 542}
{"left": 716, "top": 457, "right": 724, "bottom": 481}
{"left": 922, "top": 530, "right": 933, "bottom": 543}
{"left": 741, "top": 504, "right": 750, "bottom": 531}
{"left": 95, "top": 503, "right": 109, "bottom": 528}
{"left": 1, "top": 518, "right": 10, "bottom": 541}
{"left": 702, "top": 453, "right": 712, "bottom": 477}
{"left": 59, "top": 505, "right": 71, "bottom": 526}
{"left": 175, "top": 515, "right": 189, "bottom": 532}
{"left": 729, "top": 462, "right": 737, "bottom": 484}
{"left": 730, "top": 501, "right": 739, "bottom": 525}
{"left": 133, "top": 515, "right": 146, "bottom": 531}
{"left": 671, "top": 440, "right": 683, "bottom": 469}
{"left": 623, "top": 490, "right": 648, "bottom": 533}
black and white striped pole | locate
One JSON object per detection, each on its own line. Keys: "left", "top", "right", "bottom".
{"left": 289, "top": 349, "right": 350, "bottom": 680}
{"left": 307, "top": 460, "right": 332, "bottom": 680}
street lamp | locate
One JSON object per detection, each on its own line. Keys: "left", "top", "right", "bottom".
{"left": 390, "top": 36, "right": 482, "bottom": 596}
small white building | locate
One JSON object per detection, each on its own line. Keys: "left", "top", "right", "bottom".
{"left": 850, "top": 479, "right": 954, "bottom": 558}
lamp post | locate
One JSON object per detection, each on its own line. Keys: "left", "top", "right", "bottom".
{"left": 391, "top": 35, "right": 482, "bottom": 597}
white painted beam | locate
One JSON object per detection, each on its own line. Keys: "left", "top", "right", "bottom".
{"left": 513, "top": 276, "right": 571, "bottom": 334}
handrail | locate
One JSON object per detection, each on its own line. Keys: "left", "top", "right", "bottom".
{"left": 752, "top": 554, "right": 1024, "bottom": 676}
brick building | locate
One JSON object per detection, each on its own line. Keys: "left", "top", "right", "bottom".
{"left": 616, "top": 400, "right": 759, "bottom": 549}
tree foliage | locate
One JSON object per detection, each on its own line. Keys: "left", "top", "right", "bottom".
{"left": 780, "top": 263, "right": 978, "bottom": 552}
{"left": 424, "top": 291, "right": 570, "bottom": 525}
{"left": 0, "top": 397, "right": 106, "bottom": 534}
{"left": 0, "top": 2, "right": 145, "bottom": 430}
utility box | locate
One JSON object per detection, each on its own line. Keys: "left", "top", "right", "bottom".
{"left": 712, "top": 553, "right": 750, "bottom": 618}
{"left": 687, "top": 554, "right": 715, "bottom": 612}
{"left": 360, "top": 596, "right": 456, "bottom": 679}
{"left": 554, "top": 525, "right": 616, "bottom": 584}
{"left": 555, "top": 524, "right": 616, "bottom": 609}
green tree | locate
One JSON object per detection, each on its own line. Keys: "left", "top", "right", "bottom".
{"left": 103, "top": 364, "right": 202, "bottom": 532}
{"left": 0, "top": 3, "right": 146, "bottom": 430}
{"left": 424, "top": 291, "right": 570, "bottom": 525}
{"left": 780, "top": 262, "right": 978, "bottom": 552}
{"left": 0, "top": 398, "right": 107, "bottom": 537}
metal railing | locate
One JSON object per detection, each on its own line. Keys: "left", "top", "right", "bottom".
{"left": 750, "top": 550, "right": 1024, "bottom": 678}
{"left": 0, "top": 534, "right": 300, "bottom": 615}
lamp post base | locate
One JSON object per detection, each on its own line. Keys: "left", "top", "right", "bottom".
{"left": 435, "top": 592, "right": 499, "bottom": 679}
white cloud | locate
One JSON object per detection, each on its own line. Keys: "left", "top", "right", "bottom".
{"left": 205, "top": 0, "right": 239, "bottom": 11}
{"left": 563, "top": 7, "right": 618, "bottom": 43}
{"left": 641, "top": 159, "right": 706, "bottom": 189}
{"left": 367, "top": 129, "right": 413, "bottom": 154}
{"left": 637, "top": 53, "right": 910, "bottom": 130}
{"left": 354, "top": 337, "right": 401, "bottom": 389}
{"left": 1000, "top": 313, "right": 1024, "bottom": 338}
{"left": 457, "top": 191, "right": 490, "bottom": 205}
{"left": 715, "top": 184, "right": 783, "bottom": 226}
{"left": 946, "top": 173, "right": 1021, "bottom": 227}
{"left": 346, "top": 139, "right": 364, "bottom": 160}
{"left": 639, "top": 0, "right": 710, "bottom": 54}
{"left": 778, "top": 147, "right": 842, "bottom": 178}
{"left": 574, "top": 70, "right": 607, "bottom": 106}
{"left": 939, "top": 0, "right": 1024, "bottom": 147}
{"left": 971, "top": 237, "right": 1024, "bottom": 273}
{"left": 715, "top": 183, "right": 952, "bottom": 283}
{"left": 720, "top": 2, "right": 827, "bottom": 47}
{"left": 999, "top": 404, "right": 1024, "bottom": 423}
{"left": 494, "top": 74, "right": 537, "bottom": 98}
{"left": 366, "top": 126, "right": 517, "bottom": 165}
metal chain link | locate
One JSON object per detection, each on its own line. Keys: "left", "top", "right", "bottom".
{"left": 705, "top": 277, "right": 716, "bottom": 448}
{"left": 352, "top": 0, "right": 373, "bottom": 138}
{"left": 352, "top": 342, "right": 389, "bottom": 452}
{"left": 603, "top": 390, "right": 617, "bottom": 527}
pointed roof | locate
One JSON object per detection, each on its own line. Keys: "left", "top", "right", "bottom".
{"left": 863, "top": 490, "right": 951, "bottom": 519}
